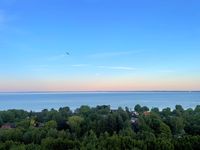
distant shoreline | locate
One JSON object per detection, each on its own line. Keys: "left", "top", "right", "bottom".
{"left": 0, "top": 90, "right": 200, "bottom": 94}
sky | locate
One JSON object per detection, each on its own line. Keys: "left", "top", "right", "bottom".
{"left": 0, "top": 0, "right": 200, "bottom": 91}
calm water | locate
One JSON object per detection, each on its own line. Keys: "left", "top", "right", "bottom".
{"left": 0, "top": 92, "right": 200, "bottom": 111}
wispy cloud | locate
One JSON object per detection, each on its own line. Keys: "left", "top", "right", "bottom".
{"left": 70, "top": 63, "right": 136, "bottom": 71}
{"left": 97, "top": 65, "right": 136, "bottom": 71}
{"left": 89, "top": 50, "right": 143, "bottom": 58}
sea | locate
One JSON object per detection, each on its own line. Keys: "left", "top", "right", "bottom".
{"left": 0, "top": 91, "right": 199, "bottom": 111}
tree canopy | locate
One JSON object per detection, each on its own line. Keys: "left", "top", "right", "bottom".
{"left": 0, "top": 104, "right": 200, "bottom": 150}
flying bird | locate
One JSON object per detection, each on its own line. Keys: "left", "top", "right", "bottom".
{"left": 65, "top": 52, "right": 70, "bottom": 55}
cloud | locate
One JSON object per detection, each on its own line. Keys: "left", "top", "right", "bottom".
{"left": 70, "top": 63, "right": 136, "bottom": 71}
{"left": 97, "top": 66, "right": 136, "bottom": 71}
{"left": 89, "top": 50, "right": 143, "bottom": 58}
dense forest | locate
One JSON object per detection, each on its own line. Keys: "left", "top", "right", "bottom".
{"left": 0, "top": 104, "right": 200, "bottom": 150}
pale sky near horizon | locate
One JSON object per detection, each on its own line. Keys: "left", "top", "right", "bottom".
{"left": 0, "top": 0, "right": 200, "bottom": 91}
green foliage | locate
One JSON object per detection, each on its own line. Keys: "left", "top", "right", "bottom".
{"left": 0, "top": 117, "right": 3, "bottom": 126}
{"left": 41, "top": 137, "right": 79, "bottom": 150}
{"left": 134, "top": 104, "right": 142, "bottom": 112}
{"left": 16, "top": 119, "right": 30, "bottom": 129}
{"left": 0, "top": 105, "right": 200, "bottom": 149}
{"left": 169, "top": 116, "right": 184, "bottom": 135}
{"left": 25, "top": 144, "right": 41, "bottom": 150}
{"left": 23, "top": 130, "right": 33, "bottom": 144}
{"left": 68, "top": 115, "right": 84, "bottom": 136}
{"left": 45, "top": 120, "right": 57, "bottom": 129}
{"left": 151, "top": 107, "right": 160, "bottom": 114}
{"left": 155, "top": 138, "right": 174, "bottom": 150}
{"left": 81, "top": 130, "right": 98, "bottom": 150}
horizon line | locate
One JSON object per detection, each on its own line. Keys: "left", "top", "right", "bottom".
{"left": 0, "top": 90, "right": 200, "bottom": 93}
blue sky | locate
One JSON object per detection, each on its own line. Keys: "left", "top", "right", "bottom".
{"left": 0, "top": 0, "right": 200, "bottom": 91}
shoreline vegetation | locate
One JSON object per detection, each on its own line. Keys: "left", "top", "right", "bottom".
{"left": 0, "top": 105, "right": 200, "bottom": 150}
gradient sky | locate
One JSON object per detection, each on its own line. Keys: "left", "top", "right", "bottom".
{"left": 0, "top": 0, "right": 200, "bottom": 91}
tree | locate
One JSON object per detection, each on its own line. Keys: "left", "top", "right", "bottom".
{"left": 59, "top": 107, "right": 72, "bottom": 119}
{"left": 134, "top": 104, "right": 142, "bottom": 112}
{"left": 1, "top": 105, "right": 200, "bottom": 149}
{"left": 162, "top": 107, "right": 171, "bottom": 117}
{"left": 82, "top": 130, "right": 98, "bottom": 150}
{"left": 75, "top": 105, "right": 91, "bottom": 117}
{"left": 46, "top": 129, "right": 57, "bottom": 139}
{"left": 119, "top": 127, "right": 135, "bottom": 137}
{"left": 104, "top": 133, "right": 121, "bottom": 150}
{"left": 0, "top": 116, "right": 3, "bottom": 126}
{"left": 155, "top": 138, "right": 174, "bottom": 150}
{"left": 45, "top": 120, "right": 57, "bottom": 129}
{"left": 151, "top": 107, "right": 159, "bottom": 114}
{"left": 31, "top": 128, "right": 46, "bottom": 144}
{"left": 169, "top": 117, "right": 184, "bottom": 135}
{"left": 68, "top": 116, "right": 84, "bottom": 136}
{"left": 1, "top": 111, "right": 15, "bottom": 123}
{"left": 41, "top": 137, "right": 79, "bottom": 150}
{"left": 175, "top": 105, "right": 184, "bottom": 112}
{"left": 16, "top": 119, "right": 30, "bottom": 129}
{"left": 159, "top": 123, "right": 172, "bottom": 138}
{"left": 141, "top": 106, "right": 149, "bottom": 112}
{"left": 23, "top": 131, "right": 33, "bottom": 144}
{"left": 25, "top": 144, "right": 41, "bottom": 150}
{"left": 195, "top": 105, "right": 200, "bottom": 112}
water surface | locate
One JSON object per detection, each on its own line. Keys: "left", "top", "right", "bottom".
{"left": 0, "top": 91, "right": 199, "bottom": 111}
